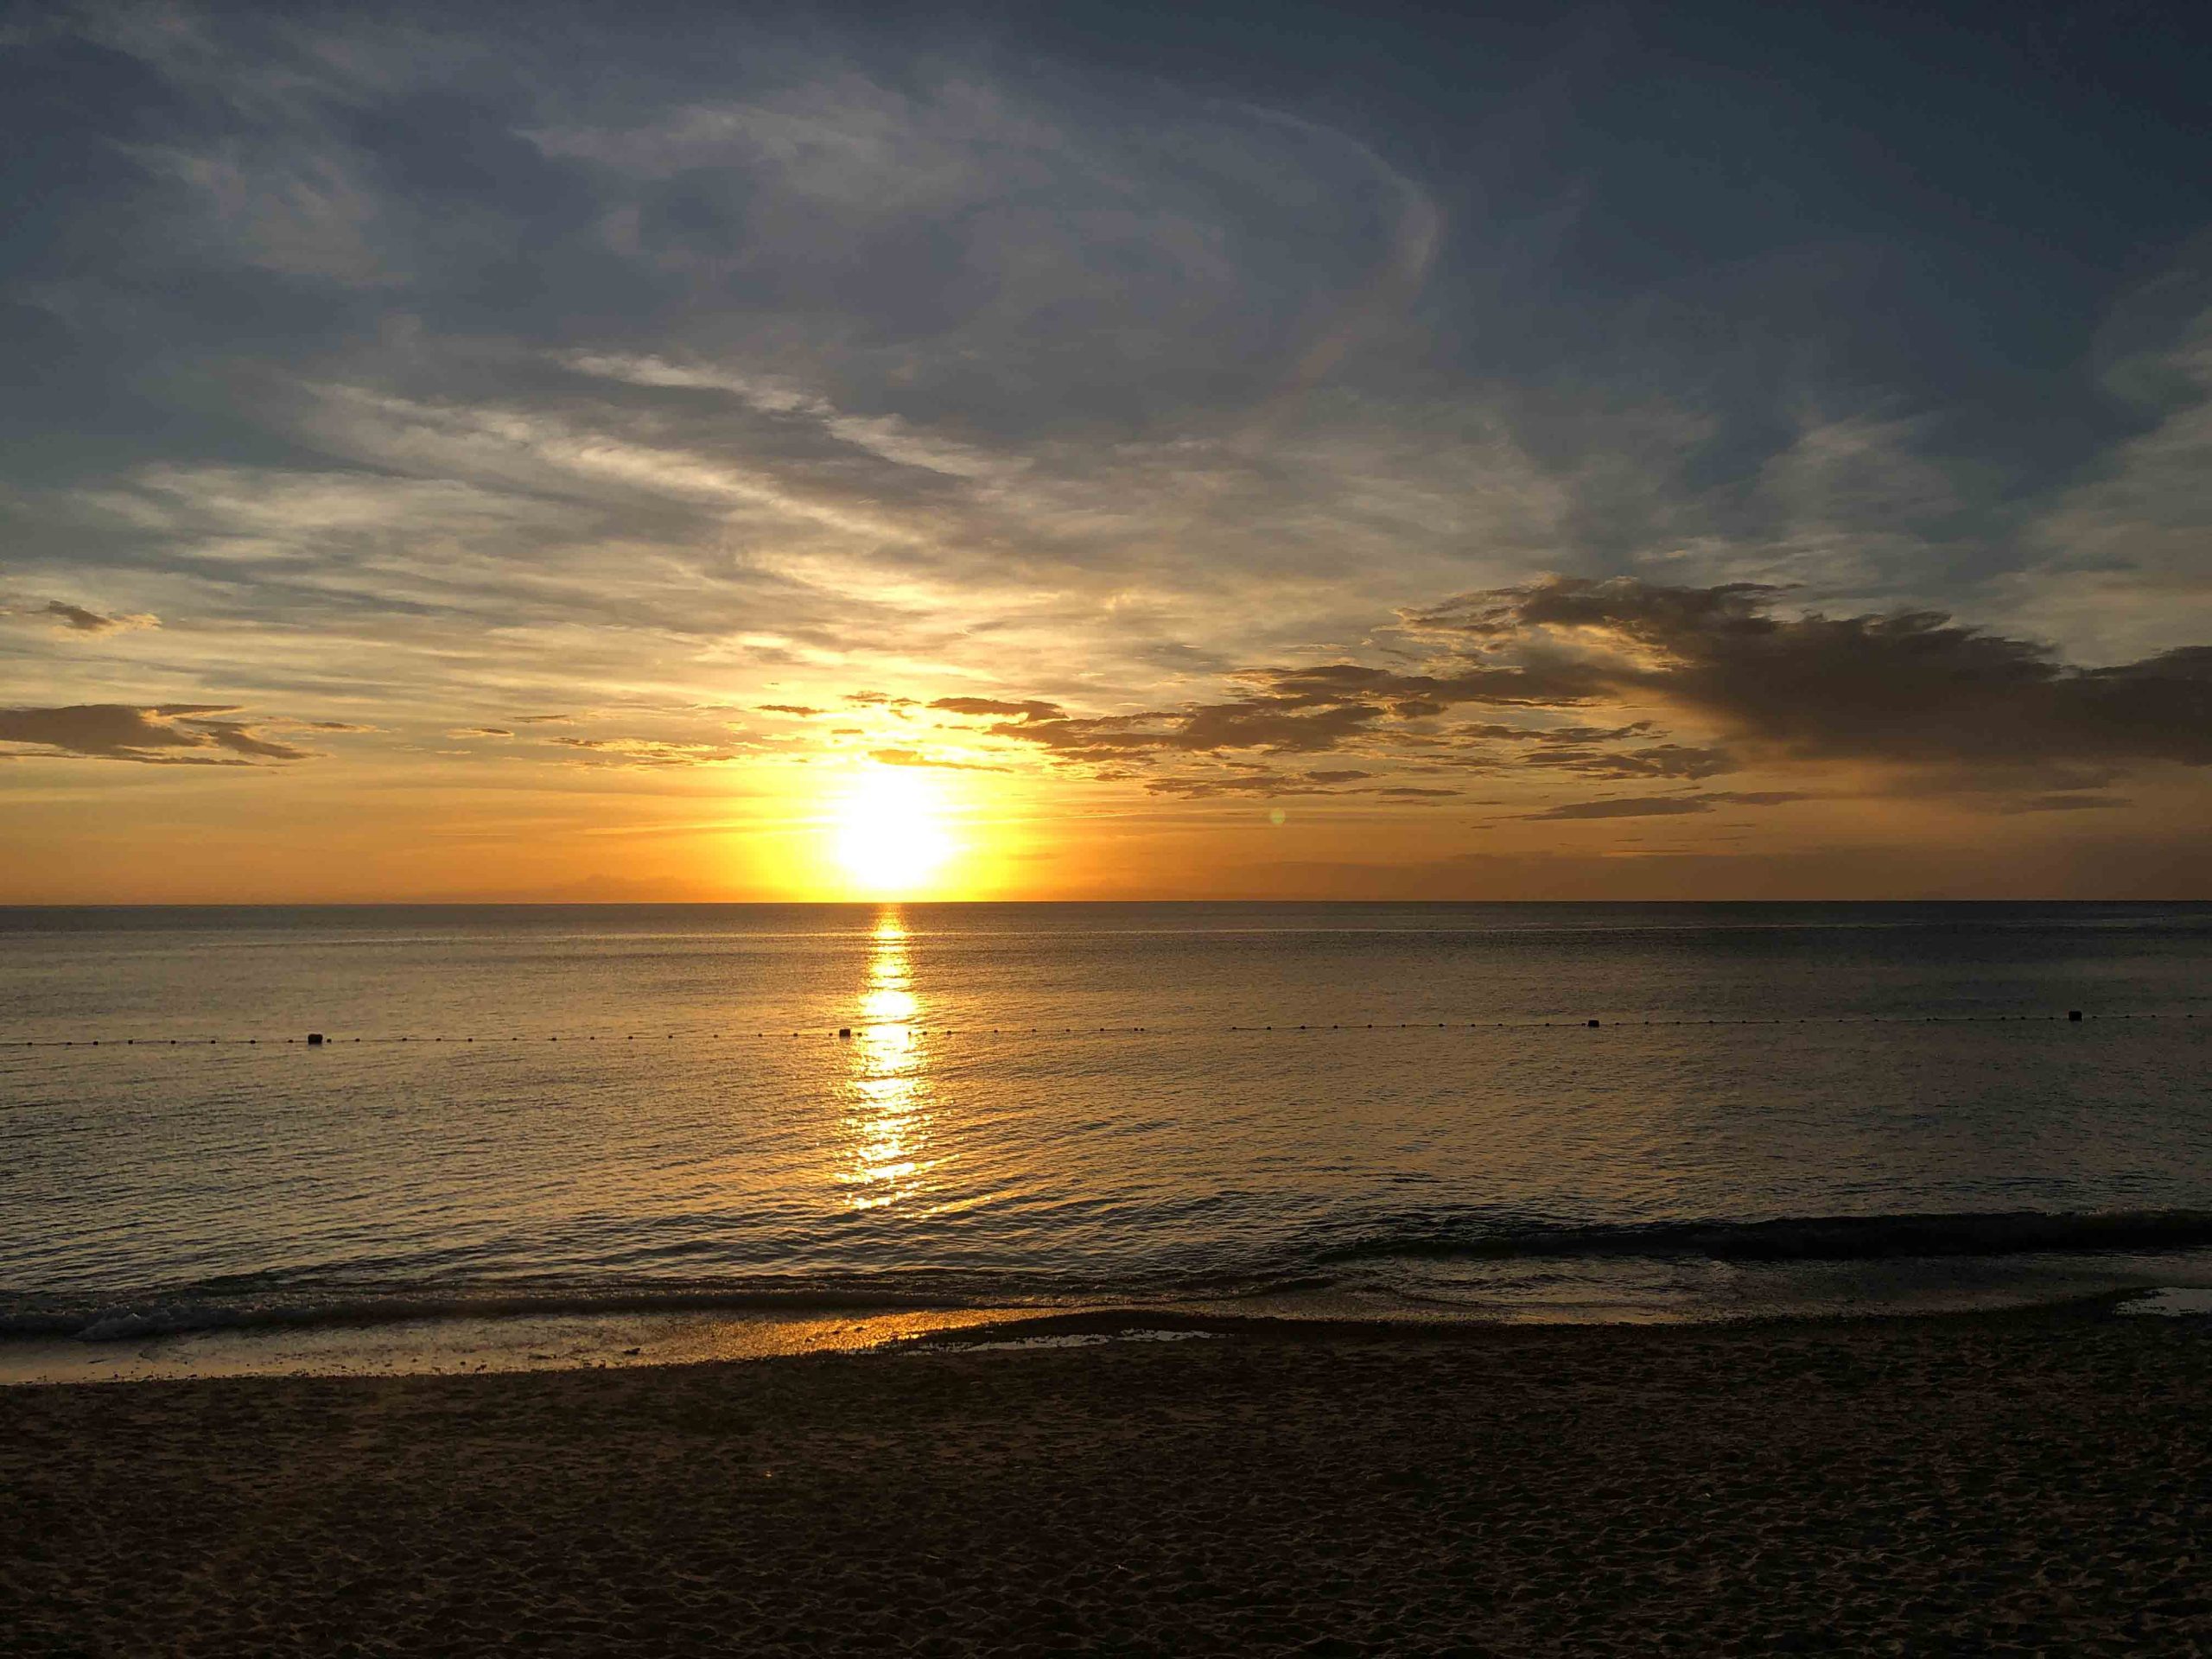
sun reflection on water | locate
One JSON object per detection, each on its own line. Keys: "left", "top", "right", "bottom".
{"left": 838, "top": 910, "right": 937, "bottom": 1211}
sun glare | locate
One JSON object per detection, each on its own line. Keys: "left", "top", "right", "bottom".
{"left": 830, "top": 769, "right": 957, "bottom": 895}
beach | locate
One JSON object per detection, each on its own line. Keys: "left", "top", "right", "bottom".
{"left": 6, "top": 1307, "right": 2208, "bottom": 1656}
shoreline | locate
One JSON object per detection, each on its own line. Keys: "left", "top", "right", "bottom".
{"left": 7, "top": 1274, "right": 2210, "bottom": 1389}
{"left": 7, "top": 1277, "right": 2210, "bottom": 1389}
{"left": 5, "top": 1305, "right": 2208, "bottom": 1655}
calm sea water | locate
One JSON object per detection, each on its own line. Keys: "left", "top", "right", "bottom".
{"left": 4, "top": 903, "right": 2211, "bottom": 1365}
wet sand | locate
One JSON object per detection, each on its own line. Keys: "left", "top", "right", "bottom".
{"left": 5, "top": 1309, "right": 2209, "bottom": 1656}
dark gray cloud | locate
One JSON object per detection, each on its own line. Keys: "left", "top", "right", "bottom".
{"left": 1143, "top": 773, "right": 1325, "bottom": 799}
{"left": 988, "top": 575, "right": 2212, "bottom": 780}
{"left": 995, "top": 698, "right": 1387, "bottom": 759}
{"left": 967, "top": 576, "right": 2212, "bottom": 814}
{"left": 0, "top": 703, "right": 313, "bottom": 764}
{"left": 1, "top": 6, "right": 2207, "bottom": 889}
{"left": 3, "top": 597, "right": 159, "bottom": 635}
{"left": 1140, "top": 770, "right": 1459, "bottom": 801}
{"left": 1010, "top": 579, "right": 2212, "bottom": 791}
{"left": 1402, "top": 578, "right": 2212, "bottom": 769}
{"left": 1519, "top": 791, "right": 1810, "bottom": 822}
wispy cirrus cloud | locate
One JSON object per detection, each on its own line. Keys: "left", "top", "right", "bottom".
{"left": 3, "top": 5, "right": 2209, "bottom": 894}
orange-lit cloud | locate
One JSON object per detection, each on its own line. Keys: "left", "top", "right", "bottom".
{"left": 3, "top": 9, "right": 2209, "bottom": 900}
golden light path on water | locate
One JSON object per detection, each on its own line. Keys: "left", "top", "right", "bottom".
{"left": 837, "top": 911, "right": 938, "bottom": 1211}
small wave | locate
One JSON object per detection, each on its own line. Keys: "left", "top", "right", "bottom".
{"left": 1318, "top": 1209, "right": 2212, "bottom": 1266}
{"left": 0, "top": 1286, "right": 996, "bottom": 1344}
{"left": 10, "top": 1211, "right": 2212, "bottom": 1345}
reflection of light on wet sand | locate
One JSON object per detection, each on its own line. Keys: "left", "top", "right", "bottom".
{"left": 0, "top": 1306, "right": 1050, "bottom": 1384}
{"left": 839, "top": 912, "right": 937, "bottom": 1211}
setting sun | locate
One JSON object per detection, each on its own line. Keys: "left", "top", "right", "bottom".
{"left": 830, "top": 769, "right": 958, "bottom": 895}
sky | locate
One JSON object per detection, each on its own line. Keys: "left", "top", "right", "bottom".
{"left": 3, "top": 0, "right": 2209, "bottom": 901}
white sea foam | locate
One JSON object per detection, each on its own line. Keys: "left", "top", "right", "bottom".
{"left": 2119, "top": 1287, "right": 2212, "bottom": 1317}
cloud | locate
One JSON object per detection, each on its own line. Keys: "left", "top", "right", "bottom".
{"left": 868, "top": 747, "right": 1006, "bottom": 772}
{"left": 921, "top": 576, "right": 2212, "bottom": 822}
{"left": 1001, "top": 578, "right": 2210, "bottom": 788}
{"left": 0, "top": 704, "right": 314, "bottom": 764}
{"left": 1402, "top": 577, "right": 2212, "bottom": 770}
{"left": 547, "top": 734, "right": 742, "bottom": 766}
{"left": 929, "top": 696, "right": 1065, "bottom": 721}
{"left": 1142, "top": 772, "right": 1342, "bottom": 799}
{"left": 3, "top": 598, "right": 161, "bottom": 636}
{"left": 1993, "top": 792, "right": 2133, "bottom": 814}
{"left": 994, "top": 698, "right": 1389, "bottom": 759}
{"left": 451, "top": 727, "right": 513, "bottom": 738}
{"left": 4, "top": 10, "right": 2209, "bottom": 891}
{"left": 1519, "top": 791, "right": 1810, "bottom": 821}
{"left": 2003, "top": 306, "right": 2212, "bottom": 659}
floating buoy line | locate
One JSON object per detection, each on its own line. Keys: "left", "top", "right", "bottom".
{"left": 0, "top": 1009, "right": 2197, "bottom": 1049}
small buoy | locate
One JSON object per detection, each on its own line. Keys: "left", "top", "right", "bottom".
{"left": 838, "top": 1027, "right": 852, "bottom": 1039}
{"left": 1587, "top": 1019, "right": 1600, "bottom": 1028}
{"left": 2069, "top": 1009, "right": 2083, "bottom": 1021}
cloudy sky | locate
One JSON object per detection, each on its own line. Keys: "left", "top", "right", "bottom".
{"left": 3, "top": 0, "right": 2209, "bottom": 900}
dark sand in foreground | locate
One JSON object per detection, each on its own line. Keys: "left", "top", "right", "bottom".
{"left": 5, "top": 1310, "right": 2209, "bottom": 1656}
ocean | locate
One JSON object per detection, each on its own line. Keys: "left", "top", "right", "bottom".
{"left": 4, "top": 902, "right": 2210, "bottom": 1378}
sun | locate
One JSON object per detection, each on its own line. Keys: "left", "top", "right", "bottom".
{"left": 830, "top": 768, "right": 958, "bottom": 895}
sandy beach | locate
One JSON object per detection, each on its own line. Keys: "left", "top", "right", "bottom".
{"left": 4, "top": 1307, "right": 2208, "bottom": 1656}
